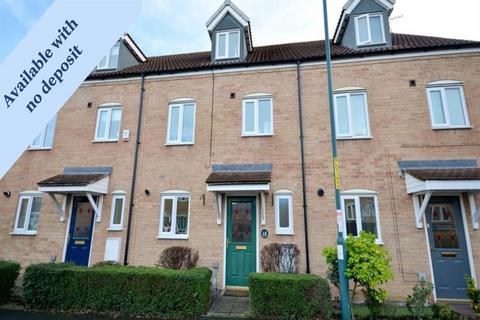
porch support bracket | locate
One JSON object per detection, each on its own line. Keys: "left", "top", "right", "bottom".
{"left": 261, "top": 191, "right": 266, "bottom": 225}
{"left": 468, "top": 193, "right": 479, "bottom": 230}
{"left": 48, "top": 193, "right": 66, "bottom": 222}
{"left": 413, "top": 192, "right": 432, "bottom": 229}
{"left": 215, "top": 192, "right": 222, "bottom": 225}
{"left": 86, "top": 193, "right": 101, "bottom": 222}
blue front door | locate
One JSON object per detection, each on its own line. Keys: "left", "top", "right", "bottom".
{"left": 65, "top": 196, "right": 96, "bottom": 266}
{"left": 426, "top": 196, "right": 470, "bottom": 299}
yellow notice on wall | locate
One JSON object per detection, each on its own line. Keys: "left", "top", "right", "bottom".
{"left": 334, "top": 157, "right": 341, "bottom": 189}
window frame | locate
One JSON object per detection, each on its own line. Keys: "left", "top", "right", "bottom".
{"left": 29, "top": 115, "right": 57, "bottom": 150}
{"left": 158, "top": 192, "right": 190, "bottom": 239}
{"left": 94, "top": 105, "right": 123, "bottom": 142}
{"left": 340, "top": 191, "right": 382, "bottom": 243}
{"left": 242, "top": 96, "right": 274, "bottom": 136}
{"left": 426, "top": 84, "right": 470, "bottom": 129}
{"left": 13, "top": 193, "right": 43, "bottom": 235}
{"left": 97, "top": 43, "right": 120, "bottom": 70}
{"left": 215, "top": 29, "right": 241, "bottom": 60}
{"left": 108, "top": 192, "right": 126, "bottom": 231}
{"left": 333, "top": 91, "right": 371, "bottom": 139}
{"left": 275, "top": 192, "right": 294, "bottom": 235}
{"left": 166, "top": 101, "right": 196, "bottom": 145}
{"left": 354, "top": 13, "right": 386, "bottom": 46}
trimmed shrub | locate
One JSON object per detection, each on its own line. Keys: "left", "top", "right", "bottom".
{"left": 0, "top": 260, "right": 21, "bottom": 304}
{"left": 157, "top": 246, "right": 199, "bottom": 270}
{"left": 23, "top": 263, "right": 211, "bottom": 318}
{"left": 249, "top": 272, "right": 333, "bottom": 319}
{"left": 260, "top": 243, "right": 300, "bottom": 273}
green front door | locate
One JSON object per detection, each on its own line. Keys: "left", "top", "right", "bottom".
{"left": 226, "top": 197, "right": 256, "bottom": 287}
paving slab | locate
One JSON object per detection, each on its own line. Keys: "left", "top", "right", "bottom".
{"left": 207, "top": 294, "right": 250, "bottom": 318}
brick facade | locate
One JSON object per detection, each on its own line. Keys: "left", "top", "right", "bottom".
{"left": 1, "top": 52, "right": 479, "bottom": 301}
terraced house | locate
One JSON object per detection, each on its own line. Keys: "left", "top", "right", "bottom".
{"left": 1, "top": 0, "right": 480, "bottom": 301}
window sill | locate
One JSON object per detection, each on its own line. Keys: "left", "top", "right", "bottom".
{"left": 107, "top": 227, "right": 123, "bottom": 232}
{"left": 10, "top": 231, "right": 37, "bottom": 236}
{"left": 242, "top": 133, "right": 274, "bottom": 138}
{"left": 432, "top": 126, "right": 472, "bottom": 130}
{"left": 276, "top": 232, "right": 294, "bottom": 236}
{"left": 215, "top": 55, "right": 241, "bottom": 61}
{"left": 337, "top": 136, "right": 372, "bottom": 140}
{"left": 165, "top": 142, "right": 194, "bottom": 146}
{"left": 92, "top": 139, "right": 119, "bottom": 143}
{"left": 28, "top": 147, "right": 52, "bottom": 151}
{"left": 157, "top": 235, "right": 189, "bottom": 240}
{"left": 357, "top": 42, "right": 387, "bottom": 48}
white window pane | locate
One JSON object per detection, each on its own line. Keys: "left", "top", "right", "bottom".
{"left": 162, "top": 199, "right": 173, "bottom": 233}
{"left": 336, "top": 96, "right": 349, "bottom": 135}
{"left": 218, "top": 33, "right": 226, "bottom": 57}
{"left": 169, "top": 106, "right": 180, "bottom": 141}
{"left": 429, "top": 90, "right": 446, "bottom": 124}
{"left": 360, "top": 197, "right": 377, "bottom": 236}
{"left": 244, "top": 102, "right": 255, "bottom": 132}
{"left": 181, "top": 104, "right": 195, "bottom": 142}
{"left": 350, "top": 94, "right": 368, "bottom": 136}
{"left": 357, "top": 16, "right": 369, "bottom": 43}
{"left": 344, "top": 199, "right": 357, "bottom": 236}
{"left": 27, "top": 197, "right": 42, "bottom": 231}
{"left": 113, "top": 198, "right": 123, "bottom": 225}
{"left": 369, "top": 15, "right": 383, "bottom": 43}
{"left": 17, "top": 198, "right": 29, "bottom": 229}
{"left": 98, "top": 56, "right": 107, "bottom": 69}
{"left": 31, "top": 133, "right": 42, "bottom": 147}
{"left": 108, "top": 109, "right": 121, "bottom": 140}
{"left": 445, "top": 88, "right": 466, "bottom": 126}
{"left": 43, "top": 116, "right": 56, "bottom": 148}
{"left": 279, "top": 198, "right": 290, "bottom": 228}
{"left": 97, "top": 110, "right": 109, "bottom": 138}
{"left": 228, "top": 31, "right": 239, "bottom": 57}
{"left": 109, "top": 44, "right": 120, "bottom": 69}
{"left": 258, "top": 99, "right": 272, "bottom": 134}
{"left": 175, "top": 197, "right": 189, "bottom": 235}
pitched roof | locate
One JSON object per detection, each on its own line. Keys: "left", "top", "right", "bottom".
{"left": 87, "top": 33, "right": 480, "bottom": 80}
{"left": 406, "top": 168, "right": 480, "bottom": 181}
{"left": 206, "top": 171, "right": 271, "bottom": 184}
{"left": 37, "top": 174, "right": 108, "bottom": 186}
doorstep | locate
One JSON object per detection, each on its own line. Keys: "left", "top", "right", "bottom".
{"left": 206, "top": 291, "right": 250, "bottom": 318}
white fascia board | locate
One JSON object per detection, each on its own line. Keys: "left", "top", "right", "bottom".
{"left": 405, "top": 173, "right": 480, "bottom": 193}
{"left": 345, "top": 0, "right": 393, "bottom": 14}
{"left": 207, "top": 6, "right": 249, "bottom": 31}
{"left": 207, "top": 183, "right": 270, "bottom": 192}
{"left": 38, "top": 177, "right": 109, "bottom": 195}
{"left": 122, "top": 33, "right": 147, "bottom": 62}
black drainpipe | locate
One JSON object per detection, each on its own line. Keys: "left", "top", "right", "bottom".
{"left": 296, "top": 62, "right": 311, "bottom": 273}
{"left": 124, "top": 73, "right": 145, "bottom": 265}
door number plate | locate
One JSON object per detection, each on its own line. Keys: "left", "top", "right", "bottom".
{"left": 74, "top": 240, "right": 85, "bottom": 245}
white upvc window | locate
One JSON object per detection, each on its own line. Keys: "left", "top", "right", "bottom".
{"left": 13, "top": 193, "right": 43, "bottom": 235}
{"left": 159, "top": 192, "right": 190, "bottom": 239}
{"left": 242, "top": 96, "right": 273, "bottom": 136}
{"left": 334, "top": 91, "right": 370, "bottom": 139}
{"left": 275, "top": 191, "right": 294, "bottom": 235}
{"left": 166, "top": 102, "right": 196, "bottom": 145}
{"left": 215, "top": 29, "right": 240, "bottom": 59}
{"left": 97, "top": 43, "right": 120, "bottom": 70}
{"left": 30, "top": 115, "right": 57, "bottom": 149}
{"left": 94, "top": 106, "right": 122, "bottom": 141}
{"left": 354, "top": 13, "right": 386, "bottom": 46}
{"left": 108, "top": 192, "right": 126, "bottom": 231}
{"left": 341, "top": 190, "right": 382, "bottom": 243}
{"left": 426, "top": 83, "right": 470, "bottom": 129}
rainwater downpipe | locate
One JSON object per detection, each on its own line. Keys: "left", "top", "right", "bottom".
{"left": 296, "top": 61, "right": 311, "bottom": 273}
{"left": 124, "top": 73, "right": 145, "bottom": 265}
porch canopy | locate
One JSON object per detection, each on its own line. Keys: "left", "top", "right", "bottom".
{"left": 37, "top": 167, "right": 111, "bottom": 221}
{"left": 401, "top": 161, "right": 480, "bottom": 229}
{"left": 206, "top": 163, "right": 271, "bottom": 225}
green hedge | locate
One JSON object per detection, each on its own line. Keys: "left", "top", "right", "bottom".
{"left": 0, "top": 261, "right": 21, "bottom": 304}
{"left": 249, "top": 272, "right": 333, "bottom": 319}
{"left": 23, "top": 263, "right": 211, "bottom": 318}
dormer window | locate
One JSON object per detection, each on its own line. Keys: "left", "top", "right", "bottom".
{"left": 354, "top": 13, "right": 386, "bottom": 46}
{"left": 97, "top": 43, "right": 120, "bottom": 70}
{"left": 216, "top": 30, "right": 240, "bottom": 59}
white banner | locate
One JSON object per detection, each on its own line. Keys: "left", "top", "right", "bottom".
{"left": 0, "top": 0, "right": 141, "bottom": 179}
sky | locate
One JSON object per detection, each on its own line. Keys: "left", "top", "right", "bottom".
{"left": 0, "top": 0, "right": 479, "bottom": 63}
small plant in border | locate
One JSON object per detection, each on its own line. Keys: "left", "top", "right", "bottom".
{"left": 406, "top": 278, "right": 434, "bottom": 319}
{"left": 465, "top": 275, "right": 480, "bottom": 314}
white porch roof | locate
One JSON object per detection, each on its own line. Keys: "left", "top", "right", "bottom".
{"left": 405, "top": 168, "right": 480, "bottom": 194}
